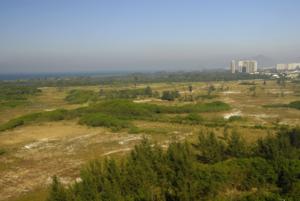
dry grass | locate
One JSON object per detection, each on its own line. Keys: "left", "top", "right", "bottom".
{"left": 1, "top": 79, "right": 299, "bottom": 201}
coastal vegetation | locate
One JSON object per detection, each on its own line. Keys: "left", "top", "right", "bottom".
{"left": 47, "top": 128, "right": 300, "bottom": 201}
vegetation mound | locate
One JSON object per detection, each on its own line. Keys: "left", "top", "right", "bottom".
{"left": 0, "top": 100, "right": 230, "bottom": 132}
{"left": 65, "top": 89, "right": 98, "bottom": 104}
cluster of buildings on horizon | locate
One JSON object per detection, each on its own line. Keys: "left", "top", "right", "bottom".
{"left": 229, "top": 59, "right": 300, "bottom": 79}
{"left": 230, "top": 60, "right": 300, "bottom": 73}
{"left": 276, "top": 63, "right": 300, "bottom": 71}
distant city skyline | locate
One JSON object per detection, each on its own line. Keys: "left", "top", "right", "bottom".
{"left": 1, "top": 0, "right": 300, "bottom": 73}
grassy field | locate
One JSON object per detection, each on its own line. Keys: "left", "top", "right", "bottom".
{"left": 0, "top": 79, "right": 299, "bottom": 201}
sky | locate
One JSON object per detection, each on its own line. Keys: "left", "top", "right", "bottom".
{"left": 0, "top": 0, "right": 300, "bottom": 73}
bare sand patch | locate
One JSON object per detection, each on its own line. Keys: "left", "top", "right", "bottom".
{"left": 223, "top": 110, "right": 242, "bottom": 119}
{"left": 222, "top": 91, "right": 241, "bottom": 94}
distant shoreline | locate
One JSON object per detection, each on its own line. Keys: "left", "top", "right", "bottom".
{"left": 0, "top": 71, "right": 133, "bottom": 81}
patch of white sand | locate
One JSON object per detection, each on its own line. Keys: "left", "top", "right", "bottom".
{"left": 102, "top": 148, "right": 132, "bottom": 156}
{"left": 223, "top": 110, "right": 242, "bottom": 119}
{"left": 222, "top": 91, "right": 241, "bottom": 94}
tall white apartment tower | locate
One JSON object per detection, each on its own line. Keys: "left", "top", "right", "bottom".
{"left": 230, "top": 60, "right": 236, "bottom": 73}
{"left": 237, "top": 60, "right": 258, "bottom": 73}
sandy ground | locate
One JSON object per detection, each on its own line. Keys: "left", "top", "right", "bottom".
{"left": 0, "top": 80, "right": 300, "bottom": 201}
{"left": 0, "top": 121, "right": 195, "bottom": 201}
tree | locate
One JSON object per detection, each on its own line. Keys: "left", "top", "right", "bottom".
{"left": 144, "top": 86, "right": 153, "bottom": 97}
{"left": 47, "top": 176, "right": 67, "bottom": 201}
{"left": 226, "top": 131, "right": 247, "bottom": 157}
{"left": 161, "top": 90, "right": 180, "bottom": 101}
{"left": 196, "top": 132, "right": 226, "bottom": 163}
{"left": 188, "top": 85, "right": 193, "bottom": 101}
{"left": 207, "top": 85, "right": 215, "bottom": 95}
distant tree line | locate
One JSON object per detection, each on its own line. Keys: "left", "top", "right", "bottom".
{"left": 0, "top": 71, "right": 270, "bottom": 87}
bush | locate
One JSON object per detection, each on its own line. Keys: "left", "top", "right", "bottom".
{"left": 196, "top": 132, "right": 226, "bottom": 163}
{"left": 161, "top": 90, "right": 180, "bottom": 101}
{"left": 65, "top": 89, "right": 98, "bottom": 104}
{"left": 288, "top": 101, "right": 300, "bottom": 110}
{"left": 0, "top": 100, "right": 231, "bottom": 132}
{"left": 228, "top": 115, "right": 243, "bottom": 122}
{"left": 226, "top": 131, "right": 248, "bottom": 157}
{"left": 102, "top": 87, "right": 154, "bottom": 99}
{"left": 47, "top": 128, "right": 300, "bottom": 201}
{"left": 0, "top": 109, "right": 69, "bottom": 131}
{"left": 79, "top": 113, "right": 131, "bottom": 130}
{"left": 171, "top": 113, "right": 203, "bottom": 125}
{"left": 0, "top": 118, "right": 24, "bottom": 131}
{"left": 0, "top": 148, "right": 6, "bottom": 155}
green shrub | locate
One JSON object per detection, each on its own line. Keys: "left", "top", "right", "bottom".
{"left": 41, "top": 109, "right": 69, "bottom": 121}
{"left": 288, "top": 101, "right": 300, "bottom": 110}
{"left": 263, "top": 101, "right": 300, "bottom": 110}
{"left": 161, "top": 90, "right": 180, "bottom": 101}
{"left": 0, "top": 109, "right": 70, "bottom": 131}
{"left": 0, "top": 100, "right": 230, "bottom": 132}
{"left": 65, "top": 89, "right": 98, "bottom": 104}
{"left": 79, "top": 113, "right": 131, "bottom": 130}
{"left": 0, "top": 148, "right": 6, "bottom": 155}
{"left": 171, "top": 113, "right": 203, "bottom": 125}
{"left": 101, "top": 87, "right": 153, "bottom": 99}
{"left": 128, "top": 126, "right": 141, "bottom": 134}
{"left": 0, "top": 118, "right": 25, "bottom": 131}
{"left": 228, "top": 115, "right": 243, "bottom": 122}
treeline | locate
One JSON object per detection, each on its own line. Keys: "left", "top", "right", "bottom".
{"left": 0, "top": 100, "right": 230, "bottom": 132}
{"left": 0, "top": 71, "right": 269, "bottom": 87}
{"left": 48, "top": 128, "right": 300, "bottom": 201}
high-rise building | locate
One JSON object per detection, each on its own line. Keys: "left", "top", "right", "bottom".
{"left": 237, "top": 60, "right": 257, "bottom": 73}
{"left": 230, "top": 60, "right": 236, "bottom": 73}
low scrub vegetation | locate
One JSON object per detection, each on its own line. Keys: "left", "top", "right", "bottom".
{"left": 0, "top": 100, "right": 230, "bottom": 132}
{"left": 48, "top": 128, "right": 300, "bottom": 201}
{"left": 0, "top": 85, "right": 41, "bottom": 109}
{"left": 0, "top": 148, "right": 6, "bottom": 155}
{"left": 161, "top": 90, "right": 180, "bottom": 101}
{"left": 100, "top": 86, "right": 155, "bottom": 99}
{"left": 79, "top": 113, "right": 131, "bottom": 131}
{"left": 65, "top": 89, "right": 98, "bottom": 104}
{"left": 263, "top": 100, "right": 300, "bottom": 110}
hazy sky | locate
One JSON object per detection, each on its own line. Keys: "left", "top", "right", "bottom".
{"left": 1, "top": 0, "right": 300, "bottom": 73}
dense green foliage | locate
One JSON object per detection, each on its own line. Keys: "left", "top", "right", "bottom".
{"left": 0, "top": 109, "right": 69, "bottom": 131}
{"left": 47, "top": 128, "right": 300, "bottom": 201}
{"left": 289, "top": 101, "right": 300, "bottom": 110}
{"left": 65, "top": 89, "right": 98, "bottom": 104}
{"left": 0, "top": 148, "right": 6, "bottom": 155}
{"left": 79, "top": 113, "right": 131, "bottom": 131}
{"left": 0, "top": 85, "right": 41, "bottom": 109}
{"left": 0, "top": 100, "right": 230, "bottom": 132}
{"left": 263, "top": 100, "right": 300, "bottom": 110}
{"left": 161, "top": 90, "right": 180, "bottom": 101}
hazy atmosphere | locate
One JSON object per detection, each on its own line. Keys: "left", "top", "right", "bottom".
{"left": 1, "top": 0, "right": 300, "bottom": 73}
{"left": 1, "top": 2, "right": 300, "bottom": 201}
